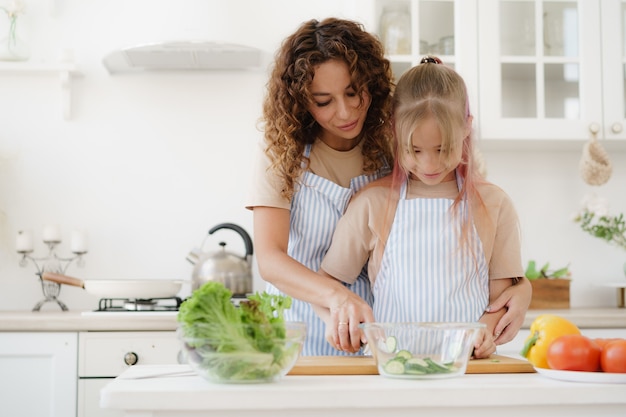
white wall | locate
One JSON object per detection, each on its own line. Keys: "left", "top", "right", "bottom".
{"left": 0, "top": 0, "right": 624, "bottom": 312}
{"left": 482, "top": 146, "right": 626, "bottom": 308}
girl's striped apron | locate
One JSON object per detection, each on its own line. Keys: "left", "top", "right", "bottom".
{"left": 373, "top": 175, "right": 489, "bottom": 324}
{"left": 266, "top": 144, "right": 388, "bottom": 356}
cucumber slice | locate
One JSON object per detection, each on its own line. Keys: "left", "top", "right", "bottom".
{"left": 424, "top": 357, "right": 453, "bottom": 373}
{"left": 404, "top": 363, "right": 429, "bottom": 374}
{"left": 383, "top": 359, "right": 405, "bottom": 375}
{"left": 406, "top": 357, "right": 429, "bottom": 368}
{"left": 385, "top": 336, "right": 397, "bottom": 353}
{"left": 395, "top": 350, "right": 412, "bottom": 361}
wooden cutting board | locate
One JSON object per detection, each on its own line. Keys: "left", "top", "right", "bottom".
{"left": 288, "top": 354, "right": 535, "bottom": 375}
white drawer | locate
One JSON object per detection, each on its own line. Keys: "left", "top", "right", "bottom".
{"left": 78, "top": 331, "right": 181, "bottom": 377}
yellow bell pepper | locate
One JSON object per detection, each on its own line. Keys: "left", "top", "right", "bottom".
{"left": 520, "top": 314, "right": 580, "bottom": 368}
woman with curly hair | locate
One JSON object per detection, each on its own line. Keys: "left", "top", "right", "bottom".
{"left": 247, "top": 18, "right": 530, "bottom": 356}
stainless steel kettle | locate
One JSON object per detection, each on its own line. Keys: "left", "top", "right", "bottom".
{"left": 187, "top": 223, "right": 254, "bottom": 295}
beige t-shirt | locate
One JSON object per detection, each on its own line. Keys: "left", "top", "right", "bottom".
{"left": 246, "top": 139, "right": 367, "bottom": 210}
{"left": 321, "top": 176, "right": 524, "bottom": 286}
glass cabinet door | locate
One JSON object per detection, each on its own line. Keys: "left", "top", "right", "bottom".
{"left": 373, "top": 0, "right": 478, "bottom": 71}
{"left": 374, "top": 0, "right": 479, "bottom": 116}
{"left": 478, "top": 0, "right": 605, "bottom": 142}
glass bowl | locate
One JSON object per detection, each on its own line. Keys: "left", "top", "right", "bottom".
{"left": 178, "top": 321, "right": 306, "bottom": 384}
{"left": 360, "top": 322, "right": 485, "bottom": 379}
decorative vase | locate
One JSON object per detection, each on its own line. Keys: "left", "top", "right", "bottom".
{"left": 0, "top": 15, "right": 30, "bottom": 61}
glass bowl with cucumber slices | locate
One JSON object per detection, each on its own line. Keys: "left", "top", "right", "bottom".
{"left": 360, "top": 322, "right": 485, "bottom": 379}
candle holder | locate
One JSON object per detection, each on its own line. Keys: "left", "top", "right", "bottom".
{"left": 18, "top": 240, "right": 87, "bottom": 311}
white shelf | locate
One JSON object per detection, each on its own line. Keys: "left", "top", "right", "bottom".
{"left": 0, "top": 62, "right": 82, "bottom": 120}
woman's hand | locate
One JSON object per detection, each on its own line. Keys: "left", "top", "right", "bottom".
{"left": 472, "top": 327, "right": 497, "bottom": 359}
{"left": 323, "top": 285, "right": 374, "bottom": 353}
{"left": 485, "top": 277, "right": 532, "bottom": 345}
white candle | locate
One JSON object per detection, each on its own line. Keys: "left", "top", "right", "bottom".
{"left": 71, "top": 230, "right": 88, "bottom": 253}
{"left": 16, "top": 230, "right": 34, "bottom": 252}
{"left": 42, "top": 224, "right": 62, "bottom": 242}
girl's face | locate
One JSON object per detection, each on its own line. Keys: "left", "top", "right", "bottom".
{"left": 307, "top": 59, "right": 371, "bottom": 151}
{"left": 402, "top": 115, "right": 465, "bottom": 185}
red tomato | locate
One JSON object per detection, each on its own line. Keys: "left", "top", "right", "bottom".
{"left": 600, "top": 339, "right": 626, "bottom": 373}
{"left": 547, "top": 335, "right": 601, "bottom": 372}
{"left": 593, "top": 338, "right": 623, "bottom": 350}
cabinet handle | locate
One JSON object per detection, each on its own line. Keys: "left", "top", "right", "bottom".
{"left": 588, "top": 122, "right": 601, "bottom": 135}
{"left": 124, "top": 351, "right": 138, "bottom": 366}
{"left": 611, "top": 123, "right": 623, "bottom": 134}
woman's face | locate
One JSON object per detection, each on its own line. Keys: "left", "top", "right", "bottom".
{"left": 307, "top": 59, "right": 371, "bottom": 151}
{"left": 402, "top": 115, "right": 463, "bottom": 185}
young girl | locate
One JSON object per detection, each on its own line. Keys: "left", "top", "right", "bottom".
{"left": 318, "top": 57, "right": 525, "bottom": 358}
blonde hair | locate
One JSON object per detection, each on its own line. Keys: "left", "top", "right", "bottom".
{"left": 385, "top": 57, "right": 489, "bottom": 254}
{"left": 261, "top": 18, "right": 394, "bottom": 200}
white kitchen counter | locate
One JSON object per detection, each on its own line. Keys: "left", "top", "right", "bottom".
{"left": 0, "top": 311, "right": 178, "bottom": 331}
{"left": 1, "top": 308, "right": 625, "bottom": 332}
{"left": 101, "top": 364, "right": 626, "bottom": 417}
{"left": 523, "top": 308, "right": 626, "bottom": 328}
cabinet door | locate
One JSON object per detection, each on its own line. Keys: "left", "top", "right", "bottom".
{"left": 0, "top": 332, "right": 77, "bottom": 417}
{"left": 478, "top": 0, "right": 603, "bottom": 143}
{"left": 600, "top": 0, "right": 626, "bottom": 141}
{"left": 77, "top": 331, "right": 180, "bottom": 417}
{"left": 373, "top": 0, "right": 479, "bottom": 122}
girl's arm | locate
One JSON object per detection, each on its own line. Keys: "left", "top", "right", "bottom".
{"left": 474, "top": 278, "right": 514, "bottom": 358}
{"left": 484, "top": 277, "right": 532, "bottom": 344}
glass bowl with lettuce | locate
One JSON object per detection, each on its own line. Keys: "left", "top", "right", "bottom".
{"left": 177, "top": 281, "right": 306, "bottom": 383}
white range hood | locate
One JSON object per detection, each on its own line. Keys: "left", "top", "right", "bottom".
{"left": 103, "top": 41, "right": 269, "bottom": 74}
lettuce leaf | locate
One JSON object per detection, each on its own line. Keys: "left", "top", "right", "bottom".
{"left": 177, "top": 281, "right": 296, "bottom": 381}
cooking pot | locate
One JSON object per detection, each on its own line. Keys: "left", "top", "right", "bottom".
{"left": 187, "top": 223, "right": 253, "bottom": 295}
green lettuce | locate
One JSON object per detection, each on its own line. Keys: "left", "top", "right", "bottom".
{"left": 177, "top": 281, "right": 297, "bottom": 381}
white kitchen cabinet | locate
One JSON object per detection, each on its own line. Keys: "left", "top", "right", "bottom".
{"left": 477, "top": 0, "right": 626, "bottom": 145}
{"left": 0, "top": 332, "right": 77, "bottom": 417}
{"left": 370, "top": 0, "right": 480, "bottom": 118}
{"left": 77, "top": 331, "right": 180, "bottom": 417}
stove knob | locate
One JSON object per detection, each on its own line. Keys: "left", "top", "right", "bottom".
{"left": 124, "top": 351, "right": 138, "bottom": 366}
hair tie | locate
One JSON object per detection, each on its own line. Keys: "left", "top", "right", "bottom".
{"left": 420, "top": 56, "right": 442, "bottom": 64}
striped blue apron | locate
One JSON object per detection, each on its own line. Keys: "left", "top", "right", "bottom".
{"left": 373, "top": 175, "right": 489, "bottom": 324}
{"left": 266, "top": 144, "right": 388, "bottom": 356}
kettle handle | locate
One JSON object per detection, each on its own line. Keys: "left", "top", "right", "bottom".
{"left": 208, "top": 223, "right": 254, "bottom": 257}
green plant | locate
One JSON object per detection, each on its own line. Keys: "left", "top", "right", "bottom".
{"left": 525, "top": 260, "right": 570, "bottom": 280}
{"left": 573, "top": 194, "right": 626, "bottom": 251}
{"left": 575, "top": 211, "right": 626, "bottom": 251}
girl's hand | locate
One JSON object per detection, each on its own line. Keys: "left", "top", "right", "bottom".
{"left": 472, "top": 328, "right": 497, "bottom": 359}
{"left": 485, "top": 277, "right": 532, "bottom": 344}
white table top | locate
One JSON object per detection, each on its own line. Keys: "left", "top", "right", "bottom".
{"left": 100, "top": 364, "right": 626, "bottom": 417}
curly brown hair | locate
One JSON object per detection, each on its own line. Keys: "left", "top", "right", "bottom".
{"left": 261, "top": 17, "right": 395, "bottom": 200}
